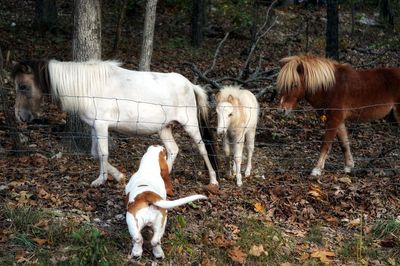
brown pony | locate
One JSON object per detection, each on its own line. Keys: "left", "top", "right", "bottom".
{"left": 277, "top": 55, "right": 400, "bottom": 176}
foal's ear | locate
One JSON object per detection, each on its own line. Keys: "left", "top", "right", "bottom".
{"left": 159, "top": 149, "right": 174, "bottom": 196}
{"left": 227, "top": 94, "right": 234, "bottom": 103}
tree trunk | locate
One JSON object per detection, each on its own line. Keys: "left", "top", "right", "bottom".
{"left": 380, "top": 0, "right": 394, "bottom": 30}
{"left": 139, "top": 0, "right": 158, "bottom": 71}
{"left": 73, "top": 0, "right": 102, "bottom": 61}
{"left": 191, "top": 0, "right": 205, "bottom": 47}
{"left": 325, "top": 0, "right": 339, "bottom": 60}
{"left": 113, "top": 0, "right": 129, "bottom": 54}
{"left": 67, "top": 0, "right": 102, "bottom": 153}
{"left": 33, "top": 0, "right": 58, "bottom": 33}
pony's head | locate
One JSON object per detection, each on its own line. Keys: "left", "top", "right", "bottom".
{"left": 216, "top": 93, "right": 240, "bottom": 135}
{"left": 12, "top": 60, "right": 50, "bottom": 122}
{"left": 276, "top": 55, "right": 336, "bottom": 115}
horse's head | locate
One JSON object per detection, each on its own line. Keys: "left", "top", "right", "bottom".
{"left": 276, "top": 57, "right": 306, "bottom": 116}
{"left": 12, "top": 60, "right": 49, "bottom": 122}
{"left": 216, "top": 94, "right": 237, "bottom": 135}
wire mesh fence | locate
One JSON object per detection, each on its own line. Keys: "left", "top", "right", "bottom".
{"left": 1, "top": 95, "right": 399, "bottom": 186}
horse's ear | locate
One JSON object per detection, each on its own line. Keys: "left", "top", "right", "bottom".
{"left": 215, "top": 92, "right": 221, "bottom": 102}
{"left": 296, "top": 63, "right": 304, "bottom": 75}
{"left": 227, "top": 94, "right": 234, "bottom": 103}
{"left": 159, "top": 149, "right": 174, "bottom": 196}
{"left": 21, "top": 63, "right": 32, "bottom": 74}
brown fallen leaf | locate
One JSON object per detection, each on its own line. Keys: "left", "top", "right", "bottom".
{"left": 249, "top": 244, "right": 268, "bottom": 257}
{"left": 338, "top": 176, "right": 352, "bottom": 185}
{"left": 254, "top": 202, "right": 265, "bottom": 213}
{"left": 228, "top": 246, "right": 247, "bottom": 264}
{"left": 311, "top": 250, "right": 335, "bottom": 265}
{"left": 32, "top": 237, "right": 47, "bottom": 246}
{"left": 206, "top": 184, "right": 220, "bottom": 195}
{"left": 201, "top": 257, "right": 217, "bottom": 266}
{"left": 213, "top": 235, "right": 234, "bottom": 247}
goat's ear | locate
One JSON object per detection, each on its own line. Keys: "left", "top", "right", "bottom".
{"left": 159, "top": 149, "right": 174, "bottom": 196}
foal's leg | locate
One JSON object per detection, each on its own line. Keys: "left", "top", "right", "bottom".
{"left": 159, "top": 127, "right": 179, "bottom": 172}
{"left": 126, "top": 212, "right": 144, "bottom": 258}
{"left": 183, "top": 125, "right": 218, "bottom": 185}
{"left": 311, "top": 121, "right": 339, "bottom": 176}
{"left": 233, "top": 140, "right": 245, "bottom": 186}
{"left": 336, "top": 123, "right": 354, "bottom": 173}
{"left": 244, "top": 129, "right": 256, "bottom": 177}
{"left": 223, "top": 135, "right": 233, "bottom": 176}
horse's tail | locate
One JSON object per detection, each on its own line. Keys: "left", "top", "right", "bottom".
{"left": 192, "top": 85, "right": 219, "bottom": 179}
{"left": 153, "top": 194, "right": 207, "bottom": 209}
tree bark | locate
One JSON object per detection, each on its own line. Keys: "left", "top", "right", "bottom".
{"left": 113, "top": 0, "right": 129, "bottom": 54}
{"left": 380, "top": 0, "right": 394, "bottom": 30}
{"left": 191, "top": 0, "right": 205, "bottom": 47}
{"left": 325, "top": 0, "right": 339, "bottom": 60}
{"left": 33, "top": 0, "right": 58, "bottom": 33}
{"left": 73, "top": 0, "right": 102, "bottom": 61}
{"left": 67, "top": 0, "right": 102, "bottom": 153}
{"left": 139, "top": 0, "right": 158, "bottom": 71}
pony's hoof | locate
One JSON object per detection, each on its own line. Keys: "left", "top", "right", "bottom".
{"left": 344, "top": 166, "right": 352, "bottom": 174}
{"left": 115, "top": 173, "right": 126, "bottom": 183}
{"left": 311, "top": 168, "right": 321, "bottom": 176}
{"left": 90, "top": 177, "right": 106, "bottom": 187}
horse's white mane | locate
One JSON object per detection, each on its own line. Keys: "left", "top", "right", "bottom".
{"left": 48, "top": 60, "right": 122, "bottom": 113}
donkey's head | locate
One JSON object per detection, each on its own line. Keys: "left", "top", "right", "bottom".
{"left": 12, "top": 60, "right": 50, "bottom": 122}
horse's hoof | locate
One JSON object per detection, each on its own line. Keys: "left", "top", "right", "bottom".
{"left": 90, "top": 178, "right": 106, "bottom": 187}
{"left": 115, "top": 173, "right": 126, "bottom": 182}
{"left": 311, "top": 168, "right": 321, "bottom": 176}
{"left": 344, "top": 166, "right": 352, "bottom": 174}
{"left": 245, "top": 171, "right": 251, "bottom": 177}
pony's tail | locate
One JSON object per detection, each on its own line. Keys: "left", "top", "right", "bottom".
{"left": 152, "top": 195, "right": 207, "bottom": 209}
{"left": 192, "top": 85, "right": 220, "bottom": 179}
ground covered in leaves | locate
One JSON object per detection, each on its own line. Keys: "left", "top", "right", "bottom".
{"left": 0, "top": 1, "right": 399, "bottom": 265}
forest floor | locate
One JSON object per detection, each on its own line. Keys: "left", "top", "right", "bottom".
{"left": 0, "top": 1, "right": 399, "bottom": 265}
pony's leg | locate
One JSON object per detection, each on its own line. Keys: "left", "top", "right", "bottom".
{"left": 91, "top": 125, "right": 110, "bottom": 187}
{"left": 233, "top": 141, "right": 245, "bottom": 186}
{"left": 126, "top": 212, "right": 144, "bottom": 258}
{"left": 311, "top": 122, "right": 339, "bottom": 176}
{"left": 183, "top": 125, "right": 218, "bottom": 185}
{"left": 159, "top": 127, "right": 179, "bottom": 172}
{"left": 151, "top": 213, "right": 167, "bottom": 259}
{"left": 106, "top": 162, "right": 125, "bottom": 183}
{"left": 223, "top": 135, "right": 233, "bottom": 176}
{"left": 244, "top": 129, "right": 256, "bottom": 177}
{"left": 336, "top": 123, "right": 354, "bottom": 173}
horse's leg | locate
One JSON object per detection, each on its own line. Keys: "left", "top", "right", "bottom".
{"left": 311, "top": 121, "right": 339, "bottom": 176}
{"left": 223, "top": 135, "right": 233, "bottom": 176}
{"left": 336, "top": 123, "right": 354, "bottom": 173}
{"left": 91, "top": 125, "right": 110, "bottom": 187}
{"left": 159, "top": 127, "right": 179, "bottom": 172}
{"left": 244, "top": 129, "right": 256, "bottom": 177}
{"left": 91, "top": 128, "right": 98, "bottom": 158}
{"left": 233, "top": 140, "right": 244, "bottom": 186}
{"left": 183, "top": 125, "right": 218, "bottom": 185}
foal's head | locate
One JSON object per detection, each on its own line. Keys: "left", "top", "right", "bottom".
{"left": 12, "top": 60, "right": 50, "bottom": 122}
{"left": 216, "top": 94, "right": 239, "bottom": 135}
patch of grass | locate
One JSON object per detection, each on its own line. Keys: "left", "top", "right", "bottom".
{"left": 61, "top": 225, "right": 122, "bottom": 266}
{"left": 238, "top": 217, "right": 294, "bottom": 264}
{"left": 306, "top": 225, "right": 323, "bottom": 245}
{"left": 372, "top": 218, "right": 400, "bottom": 240}
{"left": 166, "top": 215, "right": 195, "bottom": 257}
{"left": 4, "top": 205, "right": 44, "bottom": 233}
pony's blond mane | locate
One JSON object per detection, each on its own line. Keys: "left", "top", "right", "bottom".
{"left": 48, "top": 60, "right": 122, "bottom": 113}
{"left": 277, "top": 55, "right": 337, "bottom": 93}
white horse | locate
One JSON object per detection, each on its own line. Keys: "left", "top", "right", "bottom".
{"left": 12, "top": 60, "right": 218, "bottom": 186}
{"left": 216, "top": 85, "right": 259, "bottom": 186}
